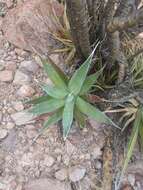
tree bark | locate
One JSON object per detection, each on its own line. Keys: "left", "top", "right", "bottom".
{"left": 66, "top": 0, "right": 91, "bottom": 59}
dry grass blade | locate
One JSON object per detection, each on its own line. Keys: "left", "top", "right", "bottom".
{"left": 48, "top": 3, "right": 76, "bottom": 64}
{"left": 104, "top": 108, "right": 127, "bottom": 113}
{"left": 118, "top": 109, "right": 142, "bottom": 189}
{"left": 122, "top": 114, "right": 136, "bottom": 132}
{"left": 119, "top": 112, "right": 133, "bottom": 124}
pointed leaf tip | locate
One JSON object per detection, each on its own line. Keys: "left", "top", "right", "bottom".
{"left": 68, "top": 44, "right": 99, "bottom": 95}
{"left": 76, "top": 97, "right": 119, "bottom": 128}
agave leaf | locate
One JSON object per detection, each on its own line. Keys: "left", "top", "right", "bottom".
{"left": 44, "top": 109, "right": 63, "bottom": 128}
{"left": 41, "top": 84, "right": 68, "bottom": 99}
{"left": 26, "top": 95, "right": 51, "bottom": 105}
{"left": 120, "top": 109, "right": 141, "bottom": 182}
{"left": 33, "top": 109, "right": 63, "bottom": 143}
{"left": 42, "top": 58, "right": 68, "bottom": 88}
{"left": 139, "top": 123, "right": 143, "bottom": 151}
{"left": 74, "top": 108, "right": 86, "bottom": 128}
{"left": 139, "top": 110, "right": 143, "bottom": 151}
{"left": 68, "top": 44, "right": 99, "bottom": 95}
{"left": 80, "top": 67, "right": 104, "bottom": 95}
{"left": 62, "top": 94, "right": 75, "bottom": 139}
{"left": 30, "top": 98, "right": 65, "bottom": 116}
{"left": 76, "top": 97, "right": 119, "bottom": 128}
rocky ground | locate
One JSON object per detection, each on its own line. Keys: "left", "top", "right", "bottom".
{"left": 0, "top": 1, "right": 143, "bottom": 190}
{"left": 0, "top": 28, "right": 106, "bottom": 190}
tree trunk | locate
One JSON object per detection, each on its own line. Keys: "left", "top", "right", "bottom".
{"left": 66, "top": 0, "right": 91, "bottom": 59}
{"left": 65, "top": 0, "right": 143, "bottom": 83}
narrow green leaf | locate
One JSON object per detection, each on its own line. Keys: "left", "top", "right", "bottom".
{"left": 30, "top": 98, "right": 65, "bottom": 116}
{"left": 44, "top": 109, "right": 63, "bottom": 128}
{"left": 120, "top": 109, "right": 141, "bottom": 184}
{"left": 76, "top": 97, "right": 119, "bottom": 128}
{"left": 68, "top": 44, "right": 99, "bottom": 95}
{"left": 41, "top": 84, "right": 68, "bottom": 99}
{"left": 139, "top": 123, "right": 143, "bottom": 151}
{"left": 139, "top": 109, "right": 143, "bottom": 151}
{"left": 42, "top": 58, "right": 68, "bottom": 88}
{"left": 33, "top": 109, "right": 63, "bottom": 142}
{"left": 74, "top": 108, "right": 86, "bottom": 128}
{"left": 26, "top": 95, "right": 51, "bottom": 105}
{"left": 80, "top": 67, "right": 104, "bottom": 95}
{"left": 62, "top": 94, "right": 75, "bottom": 139}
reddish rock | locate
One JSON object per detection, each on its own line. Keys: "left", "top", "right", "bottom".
{"left": 24, "top": 178, "right": 71, "bottom": 190}
{"left": 0, "top": 70, "right": 14, "bottom": 82}
{"left": 17, "top": 84, "right": 35, "bottom": 97}
{"left": 121, "top": 184, "right": 133, "bottom": 190}
{"left": 6, "top": 0, "right": 14, "bottom": 8}
{"left": 2, "top": 0, "right": 64, "bottom": 55}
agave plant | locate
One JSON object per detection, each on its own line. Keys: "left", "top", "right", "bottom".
{"left": 28, "top": 47, "right": 117, "bottom": 140}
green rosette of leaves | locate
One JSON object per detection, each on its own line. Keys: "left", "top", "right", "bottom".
{"left": 28, "top": 45, "right": 117, "bottom": 139}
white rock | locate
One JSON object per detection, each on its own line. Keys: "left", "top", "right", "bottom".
{"left": 0, "top": 113, "right": 2, "bottom": 122}
{"left": 0, "top": 70, "right": 14, "bottom": 82}
{"left": 11, "top": 111, "right": 35, "bottom": 126}
{"left": 6, "top": 122, "right": 15, "bottom": 129}
{"left": 17, "top": 85, "right": 35, "bottom": 97}
{"left": 91, "top": 146, "right": 102, "bottom": 159}
{"left": 0, "top": 182, "right": 6, "bottom": 189}
{"left": 69, "top": 167, "right": 86, "bottom": 182}
{"left": 44, "top": 156, "right": 55, "bottom": 167}
{"left": 20, "top": 60, "right": 39, "bottom": 73}
{"left": 0, "top": 65, "right": 4, "bottom": 71}
{"left": 0, "top": 129, "right": 8, "bottom": 140}
{"left": 128, "top": 174, "right": 135, "bottom": 186}
{"left": 13, "top": 101, "right": 24, "bottom": 111}
{"left": 55, "top": 168, "right": 68, "bottom": 181}
{"left": 95, "top": 160, "right": 102, "bottom": 169}
{"left": 6, "top": 0, "right": 14, "bottom": 8}
{"left": 13, "top": 70, "right": 31, "bottom": 84}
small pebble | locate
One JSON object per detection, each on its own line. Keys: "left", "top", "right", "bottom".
{"left": 17, "top": 85, "right": 35, "bottom": 97}
{"left": 13, "top": 70, "right": 31, "bottom": 84}
{"left": 6, "top": 122, "right": 15, "bottom": 129}
{"left": 20, "top": 60, "right": 39, "bottom": 73}
{"left": 13, "top": 101, "right": 24, "bottom": 111}
{"left": 0, "top": 65, "right": 4, "bottom": 71}
{"left": 44, "top": 156, "right": 55, "bottom": 167}
{"left": 0, "top": 129, "right": 8, "bottom": 140}
{"left": 69, "top": 166, "right": 86, "bottom": 182}
{"left": 0, "top": 70, "right": 14, "bottom": 82}
{"left": 55, "top": 168, "right": 68, "bottom": 181}
{"left": 128, "top": 174, "right": 135, "bottom": 187}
